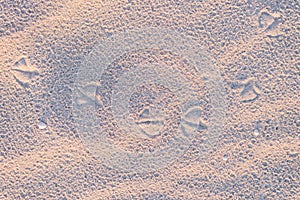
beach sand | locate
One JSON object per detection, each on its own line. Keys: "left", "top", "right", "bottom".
{"left": 0, "top": 0, "right": 299, "bottom": 199}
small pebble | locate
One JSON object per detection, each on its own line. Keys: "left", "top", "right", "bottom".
{"left": 253, "top": 129, "right": 259, "bottom": 136}
{"left": 37, "top": 121, "right": 47, "bottom": 130}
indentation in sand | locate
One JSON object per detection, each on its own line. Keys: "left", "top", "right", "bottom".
{"left": 11, "top": 56, "right": 39, "bottom": 87}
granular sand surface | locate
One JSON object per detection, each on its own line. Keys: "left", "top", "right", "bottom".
{"left": 0, "top": 0, "right": 299, "bottom": 199}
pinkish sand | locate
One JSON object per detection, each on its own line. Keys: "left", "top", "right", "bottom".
{"left": 0, "top": 0, "right": 299, "bottom": 199}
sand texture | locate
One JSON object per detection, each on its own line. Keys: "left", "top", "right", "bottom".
{"left": 0, "top": 0, "right": 299, "bottom": 199}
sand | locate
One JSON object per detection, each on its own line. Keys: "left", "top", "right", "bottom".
{"left": 0, "top": 0, "right": 299, "bottom": 199}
